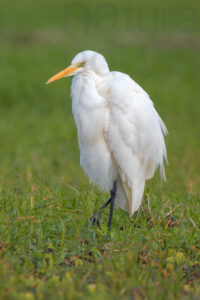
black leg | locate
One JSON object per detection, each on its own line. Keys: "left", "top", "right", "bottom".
{"left": 89, "top": 181, "right": 117, "bottom": 230}
{"left": 99, "top": 197, "right": 112, "bottom": 211}
{"left": 108, "top": 181, "right": 117, "bottom": 230}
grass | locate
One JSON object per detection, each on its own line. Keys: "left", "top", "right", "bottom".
{"left": 0, "top": 0, "right": 200, "bottom": 299}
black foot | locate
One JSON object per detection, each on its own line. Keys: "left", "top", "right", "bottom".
{"left": 90, "top": 212, "right": 101, "bottom": 229}
{"left": 89, "top": 181, "right": 117, "bottom": 231}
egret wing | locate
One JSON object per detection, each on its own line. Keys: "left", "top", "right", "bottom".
{"left": 105, "top": 72, "right": 167, "bottom": 215}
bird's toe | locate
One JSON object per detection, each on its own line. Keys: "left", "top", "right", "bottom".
{"left": 90, "top": 213, "right": 101, "bottom": 229}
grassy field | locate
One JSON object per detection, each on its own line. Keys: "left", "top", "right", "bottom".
{"left": 0, "top": 0, "right": 200, "bottom": 299}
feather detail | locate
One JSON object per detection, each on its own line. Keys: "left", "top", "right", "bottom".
{"left": 105, "top": 71, "right": 167, "bottom": 215}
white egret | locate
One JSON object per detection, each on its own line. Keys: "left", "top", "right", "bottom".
{"left": 46, "top": 50, "right": 168, "bottom": 229}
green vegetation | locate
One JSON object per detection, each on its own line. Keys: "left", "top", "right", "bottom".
{"left": 0, "top": 0, "right": 199, "bottom": 299}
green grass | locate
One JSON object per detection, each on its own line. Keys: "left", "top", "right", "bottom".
{"left": 0, "top": 0, "right": 200, "bottom": 299}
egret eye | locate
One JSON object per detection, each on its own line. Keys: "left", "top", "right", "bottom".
{"left": 78, "top": 61, "right": 85, "bottom": 67}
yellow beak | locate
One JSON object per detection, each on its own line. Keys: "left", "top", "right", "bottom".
{"left": 46, "top": 64, "right": 79, "bottom": 84}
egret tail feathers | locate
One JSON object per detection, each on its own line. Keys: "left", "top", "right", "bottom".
{"left": 130, "top": 179, "right": 145, "bottom": 216}
{"left": 114, "top": 176, "right": 129, "bottom": 212}
{"left": 115, "top": 174, "right": 145, "bottom": 217}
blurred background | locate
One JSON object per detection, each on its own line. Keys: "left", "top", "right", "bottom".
{"left": 0, "top": 0, "right": 199, "bottom": 196}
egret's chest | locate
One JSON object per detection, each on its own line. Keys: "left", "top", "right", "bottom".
{"left": 71, "top": 74, "right": 109, "bottom": 144}
{"left": 70, "top": 74, "right": 116, "bottom": 191}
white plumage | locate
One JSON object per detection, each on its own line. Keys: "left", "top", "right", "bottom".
{"left": 47, "top": 50, "right": 168, "bottom": 218}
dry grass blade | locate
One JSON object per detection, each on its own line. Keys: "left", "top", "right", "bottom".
{"left": 161, "top": 200, "right": 170, "bottom": 214}
{"left": 188, "top": 217, "right": 199, "bottom": 231}
{"left": 165, "top": 204, "right": 180, "bottom": 218}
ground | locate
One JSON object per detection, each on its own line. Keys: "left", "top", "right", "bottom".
{"left": 0, "top": 0, "right": 200, "bottom": 299}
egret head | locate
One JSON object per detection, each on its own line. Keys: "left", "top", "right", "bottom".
{"left": 46, "top": 50, "right": 109, "bottom": 84}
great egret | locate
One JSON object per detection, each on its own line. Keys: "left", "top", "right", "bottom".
{"left": 47, "top": 50, "right": 168, "bottom": 229}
